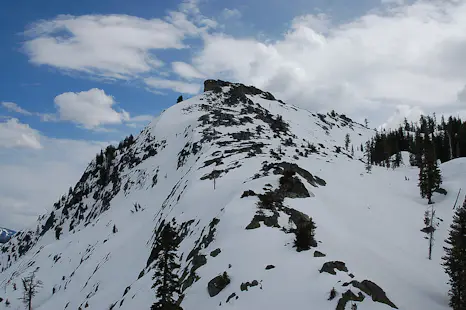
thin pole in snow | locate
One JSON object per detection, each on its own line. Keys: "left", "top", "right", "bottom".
{"left": 453, "top": 188, "right": 461, "bottom": 209}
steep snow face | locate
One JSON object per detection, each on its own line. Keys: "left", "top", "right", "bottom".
{"left": 0, "top": 81, "right": 459, "bottom": 310}
{"left": 0, "top": 229, "right": 15, "bottom": 244}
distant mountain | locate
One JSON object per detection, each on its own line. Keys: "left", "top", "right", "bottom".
{"left": 0, "top": 228, "right": 16, "bottom": 244}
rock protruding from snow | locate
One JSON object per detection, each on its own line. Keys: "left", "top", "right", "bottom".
{"left": 207, "top": 272, "right": 231, "bottom": 297}
{"left": 203, "top": 79, "right": 276, "bottom": 100}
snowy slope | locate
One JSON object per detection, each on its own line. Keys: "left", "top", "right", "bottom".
{"left": 0, "top": 80, "right": 460, "bottom": 310}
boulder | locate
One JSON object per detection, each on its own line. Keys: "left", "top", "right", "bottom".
{"left": 207, "top": 272, "right": 231, "bottom": 297}
{"left": 314, "top": 251, "right": 326, "bottom": 257}
{"left": 320, "top": 261, "right": 348, "bottom": 275}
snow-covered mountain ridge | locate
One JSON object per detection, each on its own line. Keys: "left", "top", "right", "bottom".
{"left": 0, "top": 80, "right": 461, "bottom": 310}
{"left": 0, "top": 229, "right": 15, "bottom": 244}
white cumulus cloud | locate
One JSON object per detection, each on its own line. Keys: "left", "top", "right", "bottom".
{"left": 54, "top": 88, "right": 130, "bottom": 129}
{"left": 0, "top": 118, "right": 42, "bottom": 149}
{"left": 23, "top": 13, "right": 208, "bottom": 79}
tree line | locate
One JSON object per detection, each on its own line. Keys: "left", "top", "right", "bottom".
{"left": 366, "top": 114, "right": 466, "bottom": 167}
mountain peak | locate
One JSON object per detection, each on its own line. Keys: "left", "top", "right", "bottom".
{"left": 0, "top": 80, "right": 458, "bottom": 310}
{"left": 203, "top": 79, "right": 276, "bottom": 100}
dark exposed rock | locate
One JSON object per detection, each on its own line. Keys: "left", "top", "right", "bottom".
{"left": 245, "top": 220, "right": 261, "bottom": 230}
{"left": 123, "top": 286, "right": 131, "bottom": 296}
{"left": 203, "top": 157, "right": 224, "bottom": 168}
{"left": 240, "top": 280, "right": 259, "bottom": 291}
{"left": 320, "top": 261, "right": 348, "bottom": 275}
{"left": 230, "top": 131, "right": 254, "bottom": 141}
{"left": 241, "top": 190, "right": 256, "bottom": 198}
{"left": 282, "top": 207, "right": 309, "bottom": 227}
{"left": 265, "top": 265, "right": 275, "bottom": 270}
{"left": 210, "top": 248, "right": 221, "bottom": 257}
{"left": 192, "top": 254, "right": 207, "bottom": 271}
{"left": 350, "top": 280, "right": 398, "bottom": 308}
{"left": 314, "top": 251, "right": 326, "bottom": 257}
{"left": 226, "top": 293, "right": 237, "bottom": 303}
{"left": 203, "top": 80, "right": 276, "bottom": 101}
{"left": 261, "top": 162, "right": 326, "bottom": 187}
{"left": 247, "top": 211, "right": 280, "bottom": 229}
{"left": 208, "top": 272, "right": 231, "bottom": 297}
{"left": 181, "top": 218, "right": 220, "bottom": 292}
{"left": 279, "top": 171, "right": 310, "bottom": 198}
{"left": 336, "top": 289, "right": 365, "bottom": 310}
{"left": 224, "top": 142, "right": 265, "bottom": 156}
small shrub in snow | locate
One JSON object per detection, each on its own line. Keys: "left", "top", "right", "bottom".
{"left": 328, "top": 287, "right": 337, "bottom": 300}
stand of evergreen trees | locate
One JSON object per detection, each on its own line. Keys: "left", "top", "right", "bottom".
{"left": 365, "top": 115, "right": 466, "bottom": 167}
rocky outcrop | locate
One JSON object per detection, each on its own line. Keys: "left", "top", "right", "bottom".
{"left": 203, "top": 80, "right": 276, "bottom": 100}
{"left": 320, "top": 261, "right": 348, "bottom": 275}
{"left": 350, "top": 280, "right": 398, "bottom": 308}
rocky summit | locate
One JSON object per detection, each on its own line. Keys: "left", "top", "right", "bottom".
{"left": 0, "top": 80, "right": 461, "bottom": 310}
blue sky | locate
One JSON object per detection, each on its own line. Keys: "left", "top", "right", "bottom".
{"left": 2, "top": 0, "right": 466, "bottom": 229}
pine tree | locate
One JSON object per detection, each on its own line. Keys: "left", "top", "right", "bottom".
{"left": 393, "top": 151, "right": 402, "bottom": 168}
{"left": 294, "top": 218, "right": 317, "bottom": 252}
{"left": 345, "top": 134, "right": 351, "bottom": 151}
{"left": 418, "top": 138, "right": 442, "bottom": 204}
{"left": 442, "top": 197, "right": 466, "bottom": 310}
{"left": 409, "top": 152, "right": 417, "bottom": 167}
{"left": 364, "top": 141, "right": 372, "bottom": 173}
{"left": 151, "top": 222, "right": 183, "bottom": 310}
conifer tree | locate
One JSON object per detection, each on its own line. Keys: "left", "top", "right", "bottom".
{"left": 151, "top": 222, "right": 182, "bottom": 310}
{"left": 294, "top": 218, "right": 317, "bottom": 252}
{"left": 442, "top": 197, "right": 466, "bottom": 310}
{"left": 364, "top": 141, "right": 372, "bottom": 173}
{"left": 345, "top": 134, "right": 351, "bottom": 151}
{"left": 418, "top": 137, "right": 442, "bottom": 204}
{"left": 393, "top": 151, "right": 402, "bottom": 168}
